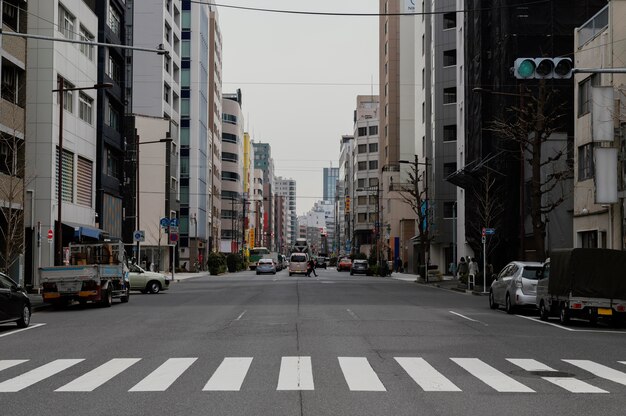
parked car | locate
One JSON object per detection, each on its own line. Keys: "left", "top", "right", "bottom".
{"left": 489, "top": 261, "right": 543, "bottom": 314}
{"left": 256, "top": 258, "right": 277, "bottom": 275}
{"left": 0, "top": 273, "right": 31, "bottom": 328}
{"left": 289, "top": 253, "right": 308, "bottom": 276}
{"left": 128, "top": 264, "right": 170, "bottom": 294}
{"left": 337, "top": 257, "right": 352, "bottom": 272}
{"left": 350, "top": 260, "right": 370, "bottom": 276}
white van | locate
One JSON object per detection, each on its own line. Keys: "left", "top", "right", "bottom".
{"left": 289, "top": 253, "right": 309, "bottom": 276}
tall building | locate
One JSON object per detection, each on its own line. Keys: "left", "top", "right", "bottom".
{"left": 1, "top": 0, "right": 28, "bottom": 284}
{"left": 323, "top": 167, "right": 339, "bottom": 201}
{"left": 25, "top": 0, "right": 99, "bottom": 278}
{"left": 275, "top": 177, "right": 296, "bottom": 248}
{"left": 220, "top": 90, "right": 244, "bottom": 253}
{"left": 208, "top": 7, "right": 222, "bottom": 253}
{"left": 338, "top": 135, "right": 354, "bottom": 256}
{"left": 253, "top": 142, "right": 275, "bottom": 249}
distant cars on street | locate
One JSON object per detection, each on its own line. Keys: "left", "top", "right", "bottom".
{"left": 350, "top": 260, "right": 370, "bottom": 276}
{"left": 289, "top": 253, "right": 308, "bottom": 276}
{"left": 489, "top": 261, "right": 543, "bottom": 314}
{"left": 0, "top": 272, "right": 31, "bottom": 328}
{"left": 128, "top": 264, "right": 170, "bottom": 294}
{"left": 337, "top": 257, "right": 352, "bottom": 272}
{"left": 256, "top": 258, "right": 277, "bottom": 275}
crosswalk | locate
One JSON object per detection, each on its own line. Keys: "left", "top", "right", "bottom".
{"left": 0, "top": 356, "right": 625, "bottom": 394}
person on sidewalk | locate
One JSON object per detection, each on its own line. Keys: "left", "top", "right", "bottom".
{"left": 468, "top": 257, "right": 479, "bottom": 289}
{"left": 457, "top": 257, "right": 468, "bottom": 282}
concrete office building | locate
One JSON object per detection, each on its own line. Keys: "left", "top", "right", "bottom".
{"left": 208, "top": 7, "right": 222, "bottom": 253}
{"left": 220, "top": 90, "right": 244, "bottom": 253}
{"left": 275, "top": 177, "right": 296, "bottom": 248}
{"left": 323, "top": 167, "right": 339, "bottom": 202}
{"left": 338, "top": 135, "right": 354, "bottom": 256}
{"left": 25, "top": 0, "right": 99, "bottom": 282}
{"left": 253, "top": 142, "right": 275, "bottom": 249}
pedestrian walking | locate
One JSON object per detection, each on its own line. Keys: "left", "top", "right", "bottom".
{"left": 307, "top": 259, "right": 317, "bottom": 277}
{"left": 468, "top": 257, "right": 479, "bottom": 289}
{"left": 395, "top": 257, "right": 401, "bottom": 273}
{"left": 457, "top": 257, "right": 468, "bottom": 281}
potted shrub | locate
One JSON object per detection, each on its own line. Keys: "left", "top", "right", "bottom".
{"left": 207, "top": 252, "right": 226, "bottom": 275}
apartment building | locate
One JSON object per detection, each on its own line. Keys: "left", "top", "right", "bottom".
{"left": 338, "top": 135, "right": 354, "bottom": 256}
{"left": 208, "top": 7, "right": 222, "bottom": 253}
{"left": 253, "top": 142, "right": 275, "bottom": 249}
{"left": 275, "top": 177, "right": 297, "bottom": 248}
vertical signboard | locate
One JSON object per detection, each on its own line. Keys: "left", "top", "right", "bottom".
{"left": 405, "top": 0, "right": 416, "bottom": 13}
{"left": 594, "top": 147, "right": 618, "bottom": 203}
{"left": 592, "top": 86, "right": 614, "bottom": 142}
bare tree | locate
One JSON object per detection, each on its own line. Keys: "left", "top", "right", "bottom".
{"left": 488, "top": 83, "right": 572, "bottom": 260}
{"left": 468, "top": 170, "right": 505, "bottom": 261}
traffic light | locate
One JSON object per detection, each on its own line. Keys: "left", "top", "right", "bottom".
{"left": 513, "top": 57, "right": 573, "bottom": 79}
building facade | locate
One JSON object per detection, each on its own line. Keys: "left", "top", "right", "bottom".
{"left": 323, "top": 167, "right": 339, "bottom": 202}
{"left": 275, "top": 177, "right": 296, "bottom": 249}
{"left": 208, "top": 7, "right": 222, "bottom": 253}
{"left": 253, "top": 142, "right": 275, "bottom": 249}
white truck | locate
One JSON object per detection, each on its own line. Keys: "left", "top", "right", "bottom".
{"left": 40, "top": 242, "right": 130, "bottom": 307}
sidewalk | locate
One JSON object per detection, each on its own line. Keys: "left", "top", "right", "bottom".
{"left": 388, "top": 272, "right": 489, "bottom": 295}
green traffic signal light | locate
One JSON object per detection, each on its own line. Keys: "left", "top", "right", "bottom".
{"left": 515, "top": 58, "right": 536, "bottom": 79}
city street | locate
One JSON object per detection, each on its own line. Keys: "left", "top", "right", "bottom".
{"left": 2, "top": 268, "right": 626, "bottom": 416}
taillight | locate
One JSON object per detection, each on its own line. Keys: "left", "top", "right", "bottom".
{"left": 616, "top": 305, "right": 625, "bottom": 312}
{"left": 571, "top": 303, "right": 583, "bottom": 309}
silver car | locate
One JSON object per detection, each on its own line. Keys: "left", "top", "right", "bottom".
{"left": 489, "top": 261, "right": 543, "bottom": 314}
{"left": 256, "top": 258, "right": 276, "bottom": 275}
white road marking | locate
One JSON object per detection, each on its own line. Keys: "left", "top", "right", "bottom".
{"left": 395, "top": 357, "right": 461, "bottom": 392}
{"left": 449, "top": 311, "right": 486, "bottom": 325}
{"left": 564, "top": 360, "right": 626, "bottom": 386}
{"left": 235, "top": 310, "right": 247, "bottom": 321}
{"left": 203, "top": 357, "right": 253, "bottom": 391}
{"left": 130, "top": 358, "right": 197, "bottom": 392}
{"left": 0, "top": 360, "right": 28, "bottom": 373}
{"left": 451, "top": 358, "right": 534, "bottom": 393}
{"left": 277, "top": 356, "right": 314, "bottom": 391}
{"left": 515, "top": 315, "right": 626, "bottom": 334}
{"left": 56, "top": 358, "right": 141, "bottom": 392}
{"left": 346, "top": 309, "right": 359, "bottom": 320}
{"left": 338, "top": 357, "right": 386, "bottom": 391}
{"left": 0, "top": 323, "right": 46, "bottom": 339}
{"left": 507, "top": 359, "right": 607, "bottom": 393}
{"left": 0, "top": 359, "right": 84, "bottom": 392}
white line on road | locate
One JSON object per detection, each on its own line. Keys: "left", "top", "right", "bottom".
{"left": 515, "top": 315, "right": 626, "bottom": 334}
{"left": 130, "top": 358, "right": 197, "bottom": 392}
{"left": 395, "top": 357, "right": 461, "bottom": 392}
{"left": 0, "top": 323, "right": 46, "bottom": 339}
{"left": 449, "top": 311, "right": 486, "bottom": 325}
{"left": 564, "top": 360, "right": 626, "bottom": 386}
{"left": 507, "top": 359, "right": 607, "bottom": 393}
{"left": 203, "top": 357, "right": 253, "bottom": 391}
{"left": 277, "top": 356, "right": 314, "bottom": 391}
{"left": 0, "top": 359, "right": 84, "bottom": 392}
{"left": 235, "top": 310, "right": 247, "bottom": 321}
{"left": 338, "top": 357, "right": 386, "bottom": 391}
{"left": 346, "top": 309, "right": 359, "bottom": 320}
{"left": 0, "top": 360, "right": 28, "bottom": 373}
{"left": 451, "top": 358, "right": 535, "bottom": 393}
{"left": 56, "top": 358, "right": 141, "bottom": 392}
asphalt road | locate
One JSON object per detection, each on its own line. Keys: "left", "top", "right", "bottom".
{"left": 2, "top": 268, "right": 626, "bottom": 416}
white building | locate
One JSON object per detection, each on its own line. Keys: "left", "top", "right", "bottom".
{"left": 25, "top": 0, "right": 99, "bottom": 275}
{"left": 275, "top": 177, "right": 297, "bottom": 248}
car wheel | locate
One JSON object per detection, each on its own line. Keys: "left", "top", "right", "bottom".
{"left": 120, "top": 287, "right": 130, "bottom": 303}
{"left": 272, "top": 271, "right": 276, "bottom": 275}
{"left": 147, "top": 281, "right": 161, "bottom": 294}
{"left": 539, "top": 301, "right": 549, "bottom": 321}
{"left": 101, "top": 288, "right": 112, "bottom": 307}
{"left": 16, "top": 304, "right": 31, "bottom": 328}
{"left": 289, "top": 272, "right": 292, "bottom": 276}
{"left": 505, "top": 294, "right": 514, "bottom": 314}
{"left": 559, "top": 303, "right": 570, "bottom": 325}
{"left": 350, "top": 271, "right": 354, "bottom": 276}
{"left": 256, "top": 271, "right": 260, "bottom": 275}
{"left": 489, "top": 291, "right": 498, "bottom": 310}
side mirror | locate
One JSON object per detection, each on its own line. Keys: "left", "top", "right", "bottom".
{"left": 10, "top": 285, "right": 20, "bottom": 292}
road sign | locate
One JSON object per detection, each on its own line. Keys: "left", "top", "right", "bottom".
{"left": 160, "top": 217, "right": 169, "bottom": 228}
{"left": 133, "top": 230, "right": 145, "bottom": 242}
{"left": 169, "top": 218, "right": 179, "bottom": 227}
{"left": 170, "top": 233, "right": 178, "bottom": 243}
{"left": 169, "top": 226, "right": 179, "bottom": 234}
{"left": 485, "top": 228, "right": 496, "bottom": 235}
{"left": 47, "top": 229, "right": 54, "bottom": 241}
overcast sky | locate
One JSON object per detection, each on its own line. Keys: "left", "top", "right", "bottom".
{"left": 218, "top": 0, "right": 379, "bottom": 215}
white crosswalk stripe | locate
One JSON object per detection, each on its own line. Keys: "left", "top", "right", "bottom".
{"left": 0, "top": 360, "right": 28, "bottom": 373}
{"left": 277, "top": 356, "right": 314, "bottom": 391}
{"left": 451, "top": 358, "right": 535, "bottom": 393}
{"left": 203, "top": 358, "right": 253, "bottom": 391}
{"left": 338, "top": 357, "right": 386, "bottom": 391}
{"left": 395, "top": 357, "right": 461, "bottom": 392}
{"left": 507, "top": 359, "right": 607, "bottom": 394}
{"left": 0, "top": 359, "right": 84, "bottom": 392}
{"left": 130, "top": 358, "right": 198, "bottom": 392}
{"left": 564, "top": 360, "right": 626, "bottom": 387}
{"left": 56, "top": 358, "right": 141, "bottom": 392}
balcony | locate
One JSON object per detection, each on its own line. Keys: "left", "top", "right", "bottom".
{"left": 1, "top": 24, "right": 26, "bottom": 64}
{"left": 0, "top": 98, "right": 25, "bottom": 133}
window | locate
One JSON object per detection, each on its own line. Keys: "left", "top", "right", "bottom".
{"left": 182, "top": 40, "right": 191, "bottom": 58}
{"left": 369, "top": 143, "right": 378, "bottom": 153}
{"left": 108, "top": 4, "right": 121, "bottom": 37}
{"left": 57, "top": 77, "right": 74, "bottom": 113}
{"left": 443, "top": 50, "right": 457, "bottom": 67}
{"left": 78, "top": 92, "right": 93, "bottom": 124}
{"left": 223, "top": 113, "right": 237, "bottom": 125}
{"left": 164, "top": 23, "right": 171, "bottom": 45}
{"left": 222, "top": 133, "right": 238, "bottom": 143}
{"left": 180, "top": 127, "right": 190, "bottom": 146}
{"left": 357, "top": 178, "right": 366, "bottom": 188}
{"left": 77, "top": 157, "right": 92, "bottom": 207}
{"left": 107, "top": 55, "right": 122, "bottom": 83}
{"left": 79, "top": 26, "right": 94, "bottom": 60}
{"left": 358, "top": 144, "right": 367, "bottom": 154}
{"left": 369, "top": 178, "right": 378, "bottom": 187}
{"left": 358, "top": 196, "right": 367, "bottom": 205}
{"left": 369, "top": 160, "right": 378, "bottom": 170}
{"left": 358, "top": 127, "right": 367, "bottom": 137}
{"left": 443, "top": 202, "right": 456, "bottom": 218}
{"left": 580, "top": 230, "right": 598, "bottom": 248}
{"left": 222, "top": 171, "right": 240, "bottom": 182}
{"left": 443, "top": 87, "right": 456, "bottom": 104}
{"left": 164, "top": 55, "right": 171, "bottom": 73}
{"left": 578, "top": 143, "right": 594, "bottom": 181}
{"left": 1, "top": 64, "right": 22, "bottom": 105}
{"left": 222, "top": 152, "right": 238, "bottom": 163}
{"left": 443, "top": 162, "right": 457, "bottom": 177}
{"left": 358, "top": 161, "right": 367, "bottom": 171}
{"left": 104, "top": 101, "right": 120, "bottom": 131}
{"left": 443, "top": 12, "right": 456, "bottom": 29}
{"left": 181, "top": 98, "right": 189, "bottom": 116}
{"left": 578, "top": 76, "right": 598, "bottom": 116}
{"left": 358, "top": 213, "right": 367, "bottom": 223}
{"left": 181, "top": 68, "right": 190, "bottom": 86}
{"left": 164, "top": 83, "right": 170, "bottom": 104}
{"left": 369, "top": 126, "right": 378, "bottom": 136}
{"left": 58, "top": 4, "right": 75, "bottom": 39}
{"left": 443, "top": 125, "right": 457, "bottom": 142}
{"left": 182, "top": 10, "right": 191, "bottom": 29}
{"left": 56, "top": 148, "right": 74, "bottom": 203}
{"left": 2, "top": 2, "right": 19, "bottom": 31}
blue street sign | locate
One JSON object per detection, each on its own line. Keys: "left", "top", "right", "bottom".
{"left": 169, "top": 218, "right": 179, "bottom": 227}
{"left": 485, "top": 228, "right": 496, "bottom": 235}
{"left": 160, "top": 217, "right": 169, "bottom": 228}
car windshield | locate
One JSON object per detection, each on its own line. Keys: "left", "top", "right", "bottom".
{"left": 259, "top": 259, "right": 272, "bottom": 264}
{"left": 521, "top": 266, "right": 542, "bottom": 280}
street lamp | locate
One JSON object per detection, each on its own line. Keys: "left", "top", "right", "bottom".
{"left": 52, "top": 81, "right": 112, "bottom": 266}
